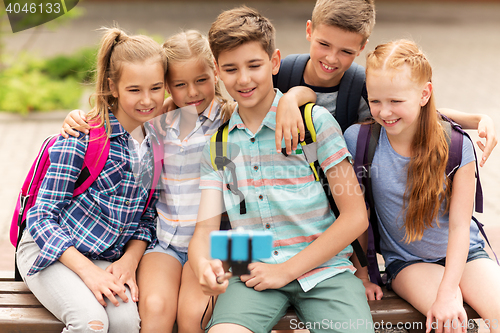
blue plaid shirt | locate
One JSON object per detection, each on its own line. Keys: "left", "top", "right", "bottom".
{"left": 26, "top": 113, "right": 158, "bottom": 275}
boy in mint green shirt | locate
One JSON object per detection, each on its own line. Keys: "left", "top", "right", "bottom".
{"left": 189, "top": 6, "right": 374, "bottom": 333}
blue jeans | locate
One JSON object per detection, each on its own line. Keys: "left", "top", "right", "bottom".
{"left": 16, "top": 231, "right": 141, "bottom": 333}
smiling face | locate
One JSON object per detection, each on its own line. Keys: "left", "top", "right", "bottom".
{"left": 109, "top": 58, "right": 165, "bottom": 133}
{"left": 366, "top": 66, "right": 432, "bottom": 141}
{"left": 305, "top": 22, "right": 365, "bottom": 87}
{"left": 216, "top": 41, "right": 280, "bottom": 115}
{"left": 166, "top": 57, "right": 217, "bottom": 115}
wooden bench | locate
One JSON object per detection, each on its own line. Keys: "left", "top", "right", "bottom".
{"left": 0, "top": 279, "right": 479, "bottom": 333}
{"left": 276, "top": 289, "right": 479, "bottom": 333}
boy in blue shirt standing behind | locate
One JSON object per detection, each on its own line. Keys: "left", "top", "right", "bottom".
{"left": 189, "top": 6, "right": 373, "bottom": 333}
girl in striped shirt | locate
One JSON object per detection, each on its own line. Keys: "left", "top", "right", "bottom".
{"left": 136, "top": 30, "right": 233, "bottom": 333}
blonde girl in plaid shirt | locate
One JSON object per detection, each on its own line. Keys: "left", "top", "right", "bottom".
{"left": 17, "top": 27, "right": 167, "bottom": 333}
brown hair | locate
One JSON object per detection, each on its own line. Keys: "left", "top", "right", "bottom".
{"left": 208, "top": 6, "right": 276, "bottom": 63}
{"left": 87, "top": 26, "right": 167, "bottom": 135}
{"left": 162, "top": 30, "right": 234, "bottom": 122}
{"left": 311, "top": 0, "right": 375, "bottom": 44}
{"left": 366, "top": 39, "right": 451, "bottom": 243}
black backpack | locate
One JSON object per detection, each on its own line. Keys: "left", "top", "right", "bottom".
{"left": 273, "top": 53, "right": 366, "bottom": 132}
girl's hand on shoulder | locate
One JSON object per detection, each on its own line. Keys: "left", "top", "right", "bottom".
{"left": 105, "top": 257, "right": 139, "bottom": 303}
{"left": 162, "top": 96, "right": 177, "bottom": 114}
{"left": 60, "top": 110, "right": 89, "bottom": 138}
{"left": 240, "top": 262, "right": 292, "bottom": 291}
{"left": 360, "top": 277, "right": 383, "bottom": 301}
{"left": 79, "top": 263, "right": 128, "bottom": 307}
{"left": 198, "top": 259, "right": 229, "bottom": 296}
{"left": 426, "top": 291, "right": 467, "bottom": 333}
{"left": 477, "top": 114, "right": 497, "bottom": 167}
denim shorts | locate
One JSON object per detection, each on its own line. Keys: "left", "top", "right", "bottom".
{"left": 144, "top": 243, "right": 188, "bottom": 266}
{"left": 385, "top": 247, "right": 490, "bottom": 288}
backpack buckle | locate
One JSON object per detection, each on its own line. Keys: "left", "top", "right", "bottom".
{"left": 214, "top": 156, "right": 232, "bottom": 170}
{"left": 18, "top": 195, "right": 29, "bottom": 227}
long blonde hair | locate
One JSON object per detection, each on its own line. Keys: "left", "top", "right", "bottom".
{"left": 163, "top": 30, "right": 234, "bottom": 122}
{"left": 366, "top": 40, "right": 451, "bottom": 242}
{"left": 87, "top": 26, "right": 167, "bottom": 134}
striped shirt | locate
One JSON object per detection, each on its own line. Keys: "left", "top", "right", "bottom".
{"left": 156, "top": 101, "right": 222, "bottom": 253}
{"left": 200, "top": 90, "right": 354, "bottom": 292}
{"left": 26, "top": 113, "right": 158, "bottom": 275}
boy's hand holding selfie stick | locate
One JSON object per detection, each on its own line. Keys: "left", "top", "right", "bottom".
{"left": 210, "top": 229, "right": 273, "bottom": 284}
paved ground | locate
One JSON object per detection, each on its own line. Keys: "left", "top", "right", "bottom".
{"left": 1, "top": 1, "right": 499, "bottom": 328}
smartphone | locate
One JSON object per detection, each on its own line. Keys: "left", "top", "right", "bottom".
{"left": 210, "top": 229, "right": 273, "bottom": 275}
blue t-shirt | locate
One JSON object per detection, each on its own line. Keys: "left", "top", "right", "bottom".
{"left": 344, "top": 124, "right": 485, "bottom": 267}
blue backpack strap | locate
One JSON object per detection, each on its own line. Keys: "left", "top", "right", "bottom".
{"left": 440, "top": 114, "right": 483, "bottom": 213}
{"left": 336, "top": 62, "right": 366, "bottom": 132}
{"left": 354, "top": 122, "right": 384, "bottom": 285}
{"left": 274, "top": 54, "right": 310, "bottom": 93}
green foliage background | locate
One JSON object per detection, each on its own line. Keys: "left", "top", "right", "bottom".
{"left": 0, "top": 47, "right": 96, "bottom": 114}
{"left": 0, "top": 4, "right": 91, "bottom": 114}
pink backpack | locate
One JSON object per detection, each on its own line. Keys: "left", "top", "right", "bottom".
{"left": 11, "top": 125, "right": 164, "bottom": 248}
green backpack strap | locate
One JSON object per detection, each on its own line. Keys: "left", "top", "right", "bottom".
{"left": 298, "top": 102, "right": 368, "bottom": 267}
{"left": 209, "top": 120, "right": 246, "bottom": 215}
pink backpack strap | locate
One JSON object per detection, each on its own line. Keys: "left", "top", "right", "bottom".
{"left": 73, "top": 125, "right": 110, "bottom": 196}
{"left": 143, "top": 129, "right": 164, "bottom": 215}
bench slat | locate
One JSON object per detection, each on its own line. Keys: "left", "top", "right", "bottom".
{"left": 0, "top": 281, "right": 31, "bottom": 293}
{"left": 0, "top": 293, "right": 42, "bottom": 308}
{"left": 370, "top": 298, "right": 426, "bottom": 323}
{"left": 0, "top": 308, "right": 64, "bottom": 332}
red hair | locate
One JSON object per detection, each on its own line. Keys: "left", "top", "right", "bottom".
{"left": 366, "top": 40, "right": 451, "bottom": 242}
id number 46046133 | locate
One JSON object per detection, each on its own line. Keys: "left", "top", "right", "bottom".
{"left": 5, "top": 2, "right": 61, "bottom": 14}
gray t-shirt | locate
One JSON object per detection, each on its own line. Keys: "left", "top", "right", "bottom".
{"left": 344, "top": 124, "right": 485, "bottom": 267}
{"left": 304, "top": 83, "right": 371, "bottom": 125}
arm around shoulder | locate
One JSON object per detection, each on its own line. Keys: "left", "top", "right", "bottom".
{"left": 60, "top": 109, "right": 89, "bottom": 138}
{"left": 275, "top": 86, "right": 317, "bottom": 154}
{"left": 439, "top": 108, "right": 497, "bottom": 166}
